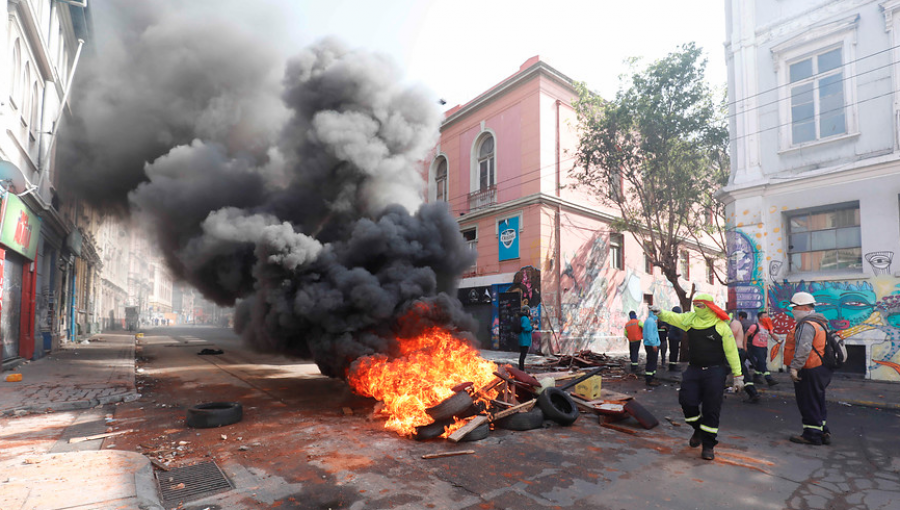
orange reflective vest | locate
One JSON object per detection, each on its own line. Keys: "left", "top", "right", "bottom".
{"left": 625, "top": 319, "right": 643, "bottom": 342}
{"left": 784, "top": 321, "right": 826, "bottom": 370}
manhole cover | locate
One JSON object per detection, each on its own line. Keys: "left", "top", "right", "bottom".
{"left": 156, "top": 461, "right": 234, "bottom": 505}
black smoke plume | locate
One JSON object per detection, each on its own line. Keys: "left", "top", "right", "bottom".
{"left": 59, "top": 4, "right": 476, "bottom": 378}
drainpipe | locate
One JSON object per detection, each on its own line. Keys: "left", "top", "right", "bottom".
{"left": 555, "top": 99, "right": 563, "bottom": 337}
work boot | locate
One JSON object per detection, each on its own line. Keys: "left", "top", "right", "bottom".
{"left": 822, "top": 433, "right": 832, "bottom": 445}
{"left": 701, "top": 445, "right": 715, "bottom": 460}
{"left": 753, "top": 374, "right": 764, "bottom": 385}
{"left": 668, "top": 363, "right": 681, "bottom": 372}
{"left": 767, "top": 377, "right": 779, "bottom": 387}
{"left": 646, "top": 378, "right": 661, "bottom": 387}
{"left": 689, "top": 429, "right": 702, "bottom": 448}
{"left": 745, "top": 393, "right": 760, "bottom": 404}
{"left": 790, "top": 435, "right": 823, "bottom": 446}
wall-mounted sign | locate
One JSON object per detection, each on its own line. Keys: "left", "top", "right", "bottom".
{"left": 0, "top": 194, "right": 42, "bottom": 260}
{"left": 498, "top": 216, "right": 519, "bottom": 261}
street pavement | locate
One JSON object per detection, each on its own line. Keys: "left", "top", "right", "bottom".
{"left": 1, "top": 328, "right": 899, "bottom": 509}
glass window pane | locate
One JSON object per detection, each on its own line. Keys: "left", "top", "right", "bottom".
{"left": 792, "top": 121, "right": 816, "bottom": 144}
{"left": 838, "top": 247, "right": 862, "bottom": 269}
{"left": 819, "top": 250, "right": 839, "bottom": 271}
{"left": 436, "top": 158, "right": 447, "bottom": 178}
{"left": 488, "top": 158, "right": 494, "bottom": 186}
{"left": 790, "top": 232, "right": 810, "bottom": 252}
{"left": 819, "top": 73, "right": 843, "bottom": 101}
{"left": 790, "top": 215, "right": 808, "bottom": 232}
{"left": 811, "top": 230, "right": 836, "bottom": 250}
{"left": 818, "top": 48, "right": 842, "bottom": 73}
{"left": 808, "top": 211, "right": 833, "bottom": 230}
{"left": 790, "top": 58, "right": 813, "bottom": 82}
{"left": 820, "top": 113, "right": 846, "bottom": 137}
{"left": 836, "top": 227, "right": 861, "bottom": 248}
{"left": 479, "top": 136, "right": 494, "bottom": 158}
{"left": 790, "top": 253, "right": 803, "bottom": 271}
{"left": 479, "top": 161, "right": 488, "bottom": 190}
{"left": 791, "top": 83, "right": 814, "bottom": 106}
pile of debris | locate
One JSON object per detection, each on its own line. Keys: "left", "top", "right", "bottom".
{"left": 529, "top": 350, "right": 634, "bottom": 382}
{"left": 415, "top": 363, "right": 660, "bottom": 447}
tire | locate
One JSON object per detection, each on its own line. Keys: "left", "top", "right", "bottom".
{"left": 459, "top": 422, "right": 490, "bottom": 442}
{"left": 426, "top": 391, "right": 474, "bottom": 421}
{"left": 537, "top": 388, "right": 580, "bottom": 426}
{"left": 414, "top": 418, "right": 454, "bottom": 441}
{"left": 494, "top": 408, "right": 545, "bottom": 431}
{"left": 185, "top": 402, "right": 243, "bottom": 428}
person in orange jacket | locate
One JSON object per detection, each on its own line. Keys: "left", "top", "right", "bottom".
{"left": 624, "top": 311, "right": 643, "bottom": 373}
{"left": 784, "top": 292, "right": 833, "bottom": 446}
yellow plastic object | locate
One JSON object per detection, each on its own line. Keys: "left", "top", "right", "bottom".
{"left": 135, "top": 333, "right": 144, "bottom": 338}
{"left": 574, "top": 375, "right": 602, "bottom": 400}
{"left": 5, "top": 373, "right": 23, "bottom": 382}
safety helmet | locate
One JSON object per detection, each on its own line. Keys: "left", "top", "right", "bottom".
{"left": 789, "top": 291, "right": 817, "bottom": 308}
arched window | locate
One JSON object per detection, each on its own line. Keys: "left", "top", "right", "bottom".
{"left": 22, "top": 63, "right": 31, "bottom": 123}
{"left": 435, "top": 157, "right": 448, "bottom": 202}
{"left": 31, "top": 82, "right": 40, "bottom": 134}
{"left": 477, "top": 134, "right": 495, "bottom": 191}
{"left": 10, "top": 40, "right": 22, "bottom": 107}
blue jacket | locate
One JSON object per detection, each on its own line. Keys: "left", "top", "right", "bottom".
{"left": 643, "top": 313, "right": 660, "bottom": 347}
{"left": 519, "top": 314, "right": 534, "bottom": 347}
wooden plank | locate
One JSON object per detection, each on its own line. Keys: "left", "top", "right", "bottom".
{"left": 147, "top": 457, "right": 170, "bottom": 471}
{"left": 422, "top": 450, "right": 475, "bottom": 459}
{"left": 448, "top": 415, "right": 489, "bottom": 443}
{"left": 490, "top": 400, "right": 536, "bottom": 421}
{"left": 601, "top": 422, "right": 639, "bottom": 435}
{"left": 69, "top": 429, "right": 134, "bottom": 444}
{"left": 602, "top": 389, "right": 634, "bottom": 402}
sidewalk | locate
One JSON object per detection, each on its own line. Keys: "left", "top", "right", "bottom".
{"left": 0, "top": 333, "right": 163, "bottom": 510}
{"left": 0, "top": 333, "right": 139, "bottom": 415}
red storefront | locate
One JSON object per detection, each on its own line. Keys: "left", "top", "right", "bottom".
{"left": 0, "top": 193, "right": 42, "bottom": 366}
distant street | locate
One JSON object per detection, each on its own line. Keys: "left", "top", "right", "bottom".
{"left": 17, "top": 326, "right": 900, "bottom": 509}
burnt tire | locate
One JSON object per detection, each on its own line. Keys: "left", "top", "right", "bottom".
{"left": 494, "top": 408, "right": 545, "bottom": 431}
{"left": 426, "top": 391, "right": 474, "bottom": 421}
{"left": 414, "top": 418, "right": 454, "bottom": 441}
{"left": 459, "top": 422, "right": 490, "bottom": 442}
{"left": 537, "top": 388, "right": 579, "bottom": 426}
{"left": 185, "top": 402, "right": 243, "bottom": 429}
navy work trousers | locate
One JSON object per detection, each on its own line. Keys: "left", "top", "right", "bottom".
{"left": 629, "top": 341, "right": 641, "bottom": 370}
{"left": 679, "top": 365, "right": 727, "bottom": 447}
{"left": 794, "top": 364, "right": 833, "bottom": 441}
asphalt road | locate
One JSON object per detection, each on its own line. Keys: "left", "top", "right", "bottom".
{"left": 120, "top": 326, "right": 900, "bottom": 510}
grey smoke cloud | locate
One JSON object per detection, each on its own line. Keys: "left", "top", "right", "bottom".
{"left": 60, "top": 3, "right": 476, "bottom": 378}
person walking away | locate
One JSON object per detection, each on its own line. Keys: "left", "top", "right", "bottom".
{"left": 643, "top": 309, "right": 661, "bottom": 386}
{"left": 624, "top": 311, "right": 643, "bottom": 373}
{"left": 658, "top": 316, "right": 670, "bottom": 370}
{"left": 784, "top": 292, "right": 833, "bottom": 446}
{"left": 667, "top": 306, "right": 684, "bottom": 371}
{"left": 651, "top": 294, "right": 743, "bottom": 461}
{"left": 730, "top": 313, "right": 761, "bottom": 404}
{"left": 746, "top": 311, "right": 779, "bottom": 387}
{"left": 517, "top": 307, "right": 534, "bottom": 371}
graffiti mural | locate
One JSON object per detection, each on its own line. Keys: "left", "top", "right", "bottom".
{"left": 726, "top": 229, "right": 765, "bottom": 311}
{"left": 490, "top": 266, "right": 542, "bottom": 352}
{"left": 555, "top": 231, "right": 724, "bottom": 355}
{"left": 768, "top": 279, "right": 900, "bottom": 381}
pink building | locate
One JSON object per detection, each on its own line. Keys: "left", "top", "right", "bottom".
{"left": 427, "top": 57, "right": 726, "bottom": 354}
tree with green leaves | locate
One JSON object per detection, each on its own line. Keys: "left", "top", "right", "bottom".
{"left": 572, "top": 43, "right": 729, "bottom": 311}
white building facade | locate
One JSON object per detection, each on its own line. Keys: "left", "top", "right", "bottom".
{"left": 721, "top": 0, "right": 900, "bottom": 381}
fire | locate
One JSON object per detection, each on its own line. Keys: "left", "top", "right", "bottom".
{"left": 348, "top": 327, "right": 498, "bottom": 437}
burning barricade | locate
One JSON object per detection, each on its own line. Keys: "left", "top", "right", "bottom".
{"left": 348, "top": 328, "right": 589, "bottom": 443}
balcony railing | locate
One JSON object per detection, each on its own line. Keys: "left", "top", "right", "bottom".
{"left": 468, "top": 186, "right": 497, "bottom": 211}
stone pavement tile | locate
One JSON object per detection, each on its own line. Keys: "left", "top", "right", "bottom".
{"left": 0, "top": 450, "right": 163, "bottom": 510}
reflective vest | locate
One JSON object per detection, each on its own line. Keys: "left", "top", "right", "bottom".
{"left": 784, "top": 321, "right": 826, "bottom": 370}
{"left": 625, "top": 319, "right": 643, "bottom": 342}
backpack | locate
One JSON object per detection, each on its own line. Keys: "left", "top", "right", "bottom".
{"left": 806, "top": 318, "right": 847, "bottom": 370}
{"left": 510, "top": 316, "right": 523, "bottom": 334}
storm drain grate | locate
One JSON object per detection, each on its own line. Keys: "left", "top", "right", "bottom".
{"left": 156, "top": 461, "right": 234, "bottom": 505}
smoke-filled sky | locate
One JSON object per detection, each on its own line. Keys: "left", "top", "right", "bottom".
{"left": 59, "top": 1, "right": 477, "bottom": 377}
{"left": 56, "top": 0, "right": 725, "bottom": 376}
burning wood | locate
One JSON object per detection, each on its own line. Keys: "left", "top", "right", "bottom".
{"left": 347, "top": 327, "right": 499, "bottom": 437}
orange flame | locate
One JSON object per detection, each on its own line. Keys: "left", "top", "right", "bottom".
{"left": 347, "top": 327, "right": 498, "bottom": 437}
